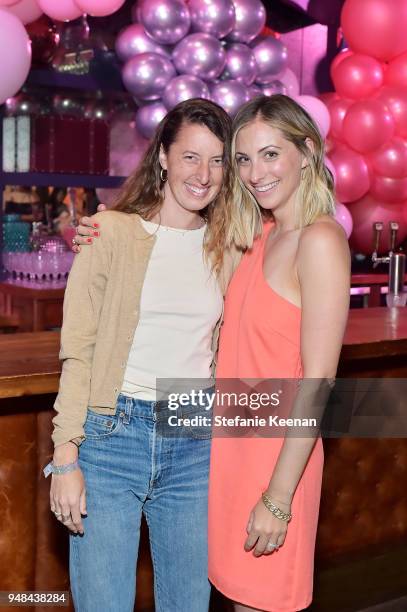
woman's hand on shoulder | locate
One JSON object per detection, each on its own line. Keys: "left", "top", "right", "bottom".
{"left": 72, "top": 203, "right": 107, "bottom": 253}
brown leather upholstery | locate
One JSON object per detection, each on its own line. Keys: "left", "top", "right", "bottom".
{"left": 1, "top": 399, "right": 406, "bottom": 610}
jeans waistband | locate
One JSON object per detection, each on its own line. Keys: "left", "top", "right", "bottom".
{"left": 117, "top": 391, "right": 214, "bottom": 423}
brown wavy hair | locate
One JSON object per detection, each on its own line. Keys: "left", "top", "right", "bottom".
{"left": 113, "top": 98, "right": 234, "bottom": 275}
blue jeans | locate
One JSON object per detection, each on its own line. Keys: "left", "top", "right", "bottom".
{"left": 70, "top": 393, "right": 212, "bottom": 612}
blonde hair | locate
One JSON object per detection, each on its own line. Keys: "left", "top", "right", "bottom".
{"left": 113, "top": 99, "right": 235, "bottom": 276}
{"left": 227, "top": 94, "right": 335, "bottom": 250}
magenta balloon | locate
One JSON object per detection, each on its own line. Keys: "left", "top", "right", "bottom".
{"left": 330, "top": 49, "right": 353, "bottom": 81}
{"left": 172, "top": 33, "right": 226, "bottom": 81}
{"left": 75, "top": 0, "right": 126, "bottom": 17}
{"left": 377, "top": 86, "right": 407, "bottom": 139}
{"left": 385, "top": 51, "right": 407, "bottom": 88}
{"left": 342, "top": 99, "right": 394, "bottom": 154}
{"left": 348, "top": 195, "right": 407, "bottom": 254}
{"left": 210, "top": 80, "right": 249, "bottom": 116}
{"left": 328, "top": 98, "right": 353, "bottom": 140}
{"left": 331, "top": 54, "right": 383, "bottom": 100}
{"left": 329, "top": 145, "right": 370, "bottom": 203}
{"left": 261, "top": 81, "right": 287, "bottom": 96}
{"left": 370, "top": 175, "right": 407, "bottom": 203}
{"left": 248, "top": 84, "right": 262, "bottom": 99}
{"left": 222, "top": 43, "right": 257, "bottom": 86}
{"left": 252, "top": 36, "right": 288, "bottom": 85}
{"left": 324, "top": 156, "right": 337, "bottom": 182}
{"left": 38, "top": 0, "right": 82, "bottom": 21}
{"left": 189, "top": 0, "right": 235, "bottom": 39}
{"left": 341, "top": 0, "right": 407, "bottom": 62}
{"left": 122, "top": 52, "right": 175, "bottom": 100}
{"left": 295, "top": 95, "right": 331, "bottom": 138}
{"left": 0, "top": 9, "right": 32, "bottom": 104}
{"left": 227, "top": 0, "right": 266, "bottom": 43}
{"left": 5, "top": 0, "right": 42, "bottom": 24}
{"left": 334, "top": 202, "right": 353, "bottom": 238}
{"left": 136, "top": 101, "right": 167, "bottom": 140}
{"left": 369, "top": 138, "right": 407, "bottom": 179}
{"left": 277, "top": 67, "right": 299, "bottom": 97}
{"left": 163, "top": 75, "right": 210, "bottom": 110}
{"left": 115, "top": 24, "right": 170, "bottom": 62}
{"left": 138, "top": 0, "right": 191, "bottom": 45}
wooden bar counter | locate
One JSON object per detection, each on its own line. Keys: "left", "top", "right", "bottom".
{"left": 0, "top": 308, "right": 406, "bottom": 611}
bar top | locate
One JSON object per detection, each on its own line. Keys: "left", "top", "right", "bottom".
{"left": 0, "top": 308, "right": 406, "bottom": 399}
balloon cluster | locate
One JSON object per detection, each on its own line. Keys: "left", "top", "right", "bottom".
{"left": 116, "top": 0, "right": 298, "bottom": 139}
{"left": 0, "top": 0, "right": 126, "bottom": 105}
{"left": 326, "top": 0, "right": 407, "bottom": 253}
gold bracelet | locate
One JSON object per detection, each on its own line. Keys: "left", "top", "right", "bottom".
{"left": 261, "top": 492, "right": 292, "bottom": 522}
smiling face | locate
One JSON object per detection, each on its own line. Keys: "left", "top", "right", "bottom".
{"left": 159, "top": 121, "right": 224, "bottom": 215}
{"left": 235, "top": 118, "right": 308, "bottom": 215}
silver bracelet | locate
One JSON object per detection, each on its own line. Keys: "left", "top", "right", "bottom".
{"left": 43, "top": 460, "right": 80, "bottom": 478}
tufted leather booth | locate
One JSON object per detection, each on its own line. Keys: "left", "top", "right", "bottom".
{"left": 1, "top": 395, "right": 406, "bottom": 611}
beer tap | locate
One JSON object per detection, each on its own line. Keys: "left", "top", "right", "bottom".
{"left": 371, "top": 221, "right": 406, "bottom": 307}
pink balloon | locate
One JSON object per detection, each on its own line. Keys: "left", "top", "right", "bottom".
{"left": 331, "top": 54, "right": 383, "bottom": 100}
{"left": 37, "top": 0, "right": 82, "bottom": 21}
{"left": 4, "top": 0, "right": 42, "bottom": 24}
{"left": 334, "top": 202, "right": 353, "bottom": 238}
{"left": 75, "top": 0, "right": 125, "bottom": 17}
{"left": 348, "top": 194, "right": 407, "bottom": 254}
{"left": 330, "top": 48, "right": 353, "bottom": 79}
{"left": 277, "top": 67, "right": 299, "bottom": 97}
{"left": 369, "top": 138, "right": 407, "bottom": 178}
{"left": 385, "top": 51, "right": 407, "bottom": 88}
{"left": 341, "top": 0, "right": 407, "bottom": 62}
{"left": 0, "top": 9, "right": 32, "bottom": 104}
{"left": 342, "top": 99, "right": 394, "bottom": 154}
{"left": 295, "top": 95, "right": 330, "bottom": 138}
{"left": 328, "top": 98, "right": 353, "bottom": 140}
{"left": 369, "top": 175, "right": 407, "bottom": 203}
{"left": 319, "top": 92, "right": 338, "bottom": 106}
{"left": 376, "top": 86, "right": 407, "bottom": 139}
{"left": 324, "top": 156, "right": 337, "bottom": 183}
{"left": 329, "top": 145, "right": 370, "bottom": 202}
{"left": 0, "top": 1, "right": 20, "bottom": 6}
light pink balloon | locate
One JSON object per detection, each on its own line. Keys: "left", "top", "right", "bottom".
{"left": 37, "top": 0, "right": 83, "bottom": 21}
{"left": 295, "top": 95, "right": 330, "bottom": 138}
{"left": 348, "top": 195, "right": 407, "bottom": 254}
{"left": 329, "top": 145, "right": 370, "bottom": 203}
{"left": 4, "top": 0, "right": 42, "bottom": 24}
{"left": 75, "top": 0, "right": 126, "bottom": 17}
{"left": 334, "top": 202, "right": 353, "bottom": 238}
{"left": 328, "top": 98, "right": 353, "bottom": 140}
{"left": 276, "top": 67, "right": 299, "bottom": 97}
{"left": 342, "top": 99, "right": 394, "bottom": 154}
{"left": 370, "top": 175, "right": 407, "bottom": 203}
{"left": 369, "top": 138, "right": 407, "bottom": 178}
{"left": 331, "top": 53, "right": 383, "bottom": 100}
{"left": 0, "top": 9, "right": 31, "bottom": 104}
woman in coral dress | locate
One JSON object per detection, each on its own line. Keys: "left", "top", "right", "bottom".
{"left": 208, "top": 95, "right": 350, "bottom": 611}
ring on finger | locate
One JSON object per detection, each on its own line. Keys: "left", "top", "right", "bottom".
{"left": 53, "top": 511, "right": 62, "bottom": 517}
{"left": 72, "top": 237, "right": 77, "bottom": 246}
{"left": 266, "top": 541, "right": 279, "bottom": 550}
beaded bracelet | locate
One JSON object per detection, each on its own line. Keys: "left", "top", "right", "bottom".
{"left": 261, "top": 491, "right": 292, "bottom": 522}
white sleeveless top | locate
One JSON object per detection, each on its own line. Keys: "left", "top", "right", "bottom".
{"left": 121, "top": 219, "right": 223, "bottom": 401}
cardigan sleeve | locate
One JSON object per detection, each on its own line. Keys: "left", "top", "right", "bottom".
{"left": 52, "top": 212, "right": 114, "bottom": 447}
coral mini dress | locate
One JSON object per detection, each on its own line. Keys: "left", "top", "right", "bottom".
{"left": 208, "top": 224, "right": 324, "bottom": 612}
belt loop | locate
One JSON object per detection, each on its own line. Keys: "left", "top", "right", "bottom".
{"left": 152, "top": 401, "right": 157, "bottom": 422}
{"left": 122, "top": 396, "right": 132, "bottom": 424}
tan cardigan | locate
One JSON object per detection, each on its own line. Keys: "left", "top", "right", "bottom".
{"left": 52, "top": 210, "right": 241, "bottom": 447}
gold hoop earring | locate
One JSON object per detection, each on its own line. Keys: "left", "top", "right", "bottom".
{"left": 160, "top": 168, "right": 167, "bottom": 182}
